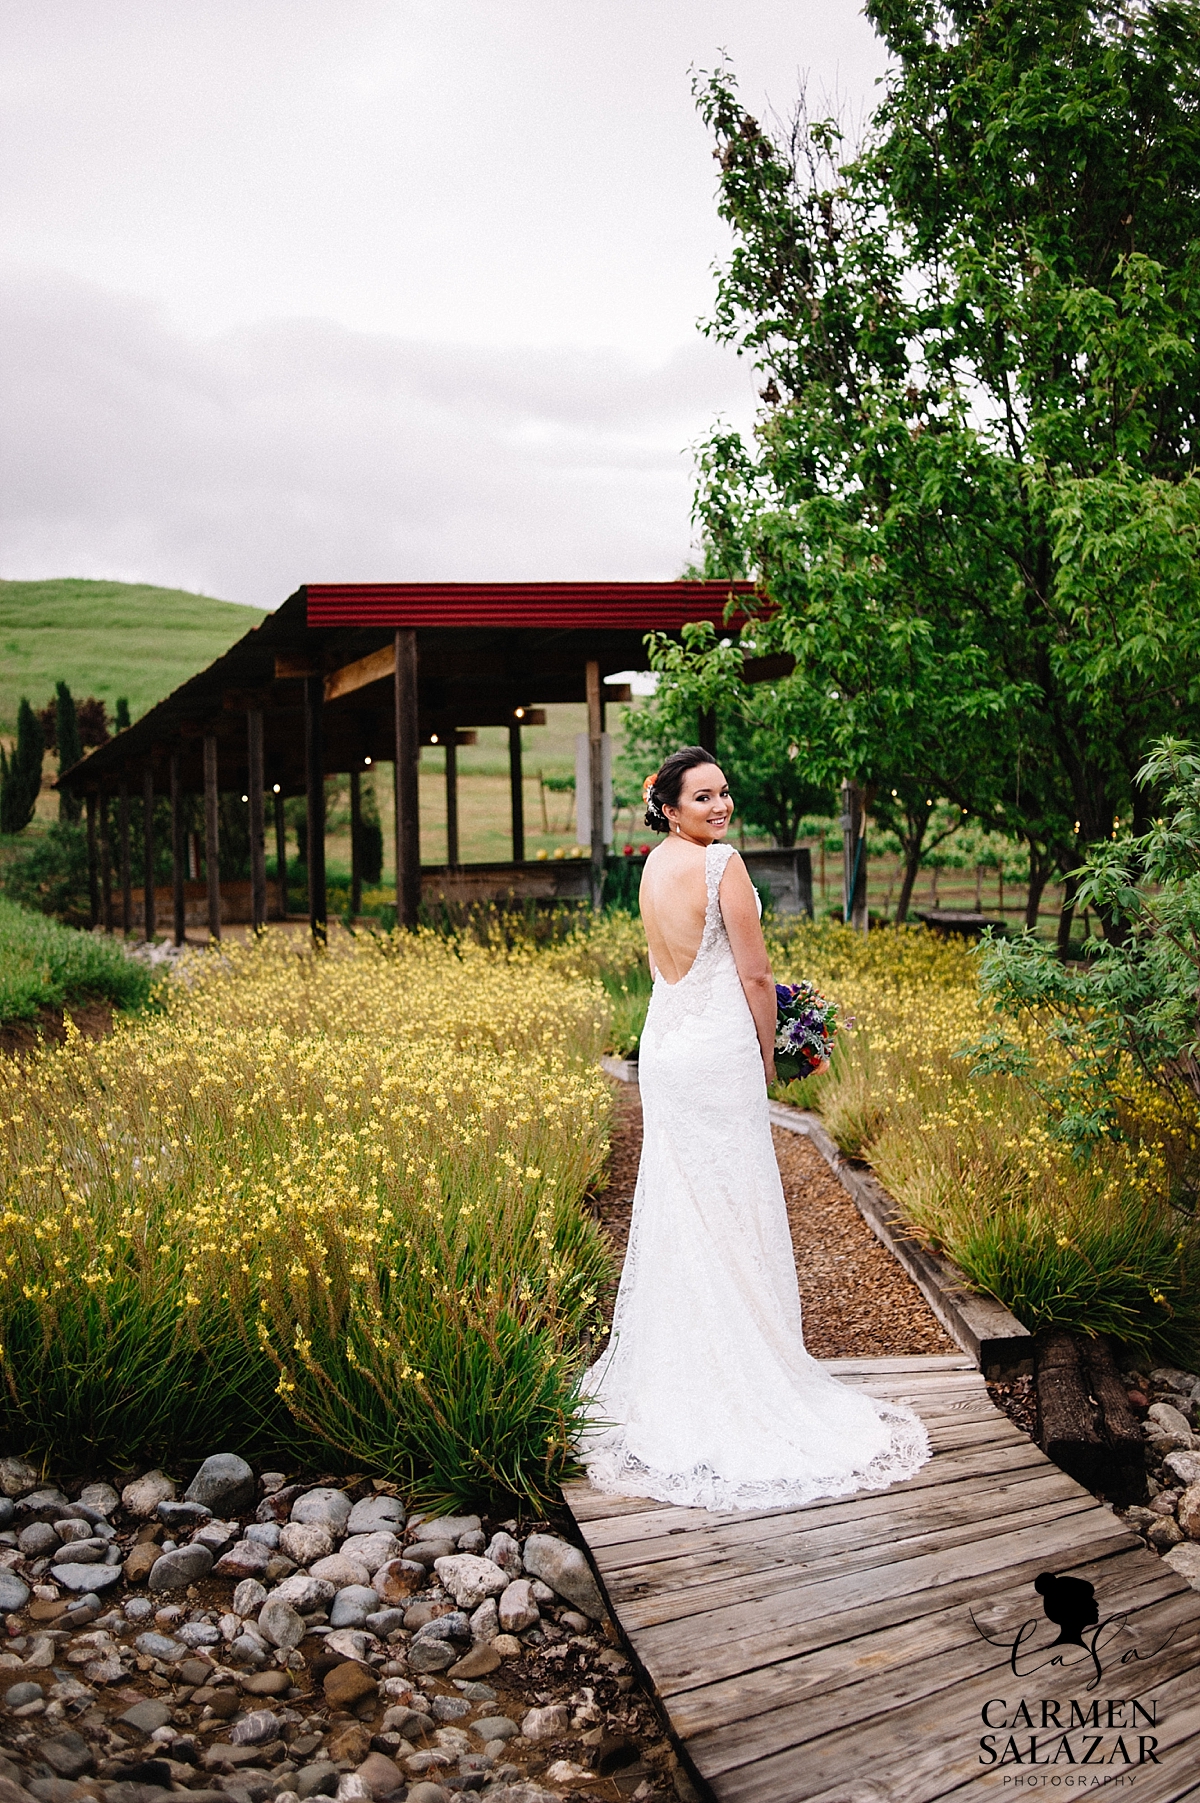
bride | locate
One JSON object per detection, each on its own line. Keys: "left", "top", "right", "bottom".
{"left": 580, "top": 745, "right": 930, "bottom": 1511}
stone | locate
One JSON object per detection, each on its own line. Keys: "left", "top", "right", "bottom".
{"left": 180, "top": 1655, "right": 214, "bottom": 1683}
{"left": 309, "top": 1554, "right": 371, "bottom": 1588}
{"left": 1148, "top": 1517, "right": 1185, "bottom": 1549}
{"left": 291, "top": 1488, "right": 352, "bottom": 1533}
{"left": 229, "top": 1632, "right": 271, "bottom": 1667}
{"left": 230, "top": 1710, "right": 282, "bottom": 1746}
{"left": 4, "top": 1681, "right": 42, "bottom": 1708}
{"left": 191, "top": 1519, "right": 239, "bottom": 1557}
{"left": 279, "top": 1522, "right": 335, "bottom": 1566}
{"left": 431, "top": 1694, "right": 470, "bottom": 1720}
{"left": 497, "top": 1580, "right": 539, "bottom": 1635}
{"left": 413, "top": 1609, "right": 470, "bottom": 1643}
{"left": 258, "top": 1594, "right": 306, "bottom": 1650}
{"left": 411, "top": 1515, "right": 481, "bottom": 1543}
{"left": 272, "top": 1572, "right": 337, "bottom": 1612}
{"left": 328, "top": 1724, "right": 372, "bottom": 1763}
{"left": 122, "top": 1543, "right": 159, "bottom": 1585}
{"left": 214, "top": 1540, "right": 271, "bottom": 1579}
{"left": 51, "top": 1535, "right": 107, "bottom": 1562}
{"left": 134, "top": 1629, "right": 187, "bottom": 1661}
{"left": 18, "top": 1522, "right": 61, "bottom": 1557}
{"left": 431, "top": 1726, "right": 471, "bottom": 1755}
{"left": 1163, "top": 1541, "right": 1200, "bottom": 1587}
{"left": 185, "top": 1453, "right": 255, "bottom": 1516}
{"left": 335, "top": 1782, "right": 372, "bottom": 1803}
{"left": 157, "top": 1499, "right": 212, "bottom": 1530}
{"left": 521, "top": 1534, "right": 605, "bottom": 1619}
{"left": 325, "top": 1627, "right": 376, "bottom": 1662}
{"left": 324, "top": 1661, "right": 378, "bottom": 1708}
{"left": 448, "top": 1643, "right": 501, "bottom": 1679}
{"left": 491, "top": 1633, "right": 522, "bottom": 1658}
{"left": 366, "top": 1607, "right": 407, "bottom": 1637}
{"left": 242, "top": 1668, "right": 291, "bottom": 1695}
{"left": 521, "top": 1702, "right": 569, "bottom": 1741}
{"left": 50, "top": 1562, "right": 121, "bottom": 1592}
{"left": 1178, "top": 1483, "right": 1200, "bottom": 1539}
{"left": 0, "top": 1574, "right": 30, "bottom": 1615}
{"left": 38, "top": 1733, "right": 93, "bottom": 1780}
{"left": 265, "top": 1551, "right": 298, "bottom": 1581}
{"left": 545, "top": 1760, "right": 592, "bottom": 1785}
{"left": 432, "top": 1555, "right": 509, "bottom": 1611}
{"left": 372, "top": 1558, "right": 426, "bottom": 1604}
{"left": 346, "top": 1495, "right": 406, "bottom": 1536}
{"left": 330, "top": 1585, "right": 380, "bottom": 1628}
{"left": 339, "top": 1532, "right": 405, "bottom": 1574}
{"left": 472, "top": 1716, "right": 520, "bottom": 1741}
{"left": 149, "top": 1542, "right": 213, "bottom": 1590}
{"left": 354, "top": 1752, "right": 404, "bottom": 1798}
{"left": 405, "top": 1788, "right": 450, "bottom": 1803}
{"left": 297, "top": 1764, "right": 340, "bottom": 1799}
{"left": 118, "top": 1695, "right": 175, "bottom": 1734}
{"left": 229, "top": 1581, "right": 266, "bottom": 1621}
{"left": 0, "top": 1458, "right": 39, "bottom": 1499}
{"left": 77, "top": 1481, "right": 119, "bottom": 1517}
{"left": 406, "top": 1638, "right": 456, "bottom": 1674}
{"left": 1151, "top": 1366, "right": 1197, "bottom": 1392}
{"left": 1149, "top": 1401, "right": 1194, "bottom": 1441}
{"left": 470, "top": 1597, "right": 499, "bottom": 1642}
{"left": 122, "top": 1470, "right": 176, "bottom": 1517}
{"left": 245, "top": 1521, "right": 280, "bottom": 1547}
{"left": 457, "top": 1529, "right": 486, "bottom": 1554}
{"left": 1165, "top": 1450, "right": 1200, "bottom": 1489}
{"left": 484, "top": 1532, "right": 522, "bottom": 1575}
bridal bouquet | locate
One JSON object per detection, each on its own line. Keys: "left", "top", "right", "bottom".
{"left": 774, "top": 980, "right": 840, "bottom": 1080}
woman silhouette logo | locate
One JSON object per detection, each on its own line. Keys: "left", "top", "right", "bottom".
{"left": 1035, "top": 1571, "right": 1100, "bottom": 1646}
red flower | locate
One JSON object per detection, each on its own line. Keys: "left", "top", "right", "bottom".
{"left": 637, "top": 843, "right": 650, "bottom": 856}
{"left": 622, "top": 844, "right": 634, "bottom": 856}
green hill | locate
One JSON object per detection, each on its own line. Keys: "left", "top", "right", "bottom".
{"left": 0, "top": 579, "right": 267, "bottom": 733}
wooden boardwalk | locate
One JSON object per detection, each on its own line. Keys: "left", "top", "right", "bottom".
{"left": 565, "top": 1354, "right": 1200, "bottom": 1803}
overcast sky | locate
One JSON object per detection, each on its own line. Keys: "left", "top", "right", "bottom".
{"left": 1, "top": 1, "right": 889, "bottom": 609}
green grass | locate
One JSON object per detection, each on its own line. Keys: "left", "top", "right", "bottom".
{"left": 0, "top": 895, "right": 156, "bottom": 1024}
{"left": 0, "top": 578, "right": 265, "bottom": 732}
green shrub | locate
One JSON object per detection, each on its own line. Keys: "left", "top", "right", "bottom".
{"left": 0, "top": 894, "right": 155, "bottom": 1024}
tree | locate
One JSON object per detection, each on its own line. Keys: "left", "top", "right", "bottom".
{"left": 114, "top": 698, "right": 131, "bottom": 733}
{"left": 0, "top": 700, "right": 45, "bottom": 835}
{"left": 55, "top": 682, "right": 83, "bottom": 823}
{"left": 686, "top": 1, "right": 1200, "bottom": 940}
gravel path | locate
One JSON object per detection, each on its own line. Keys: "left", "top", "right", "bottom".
{"left": 595, "top": 1081, "right": 957, "bottom": 1359}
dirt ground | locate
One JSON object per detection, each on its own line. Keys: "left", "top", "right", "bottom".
{"left": 593, "top": 1080, "right": 957, "bottom": 1358}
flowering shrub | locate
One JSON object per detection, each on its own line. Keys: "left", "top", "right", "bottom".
{"left": 0, "top": 928, "right": 611, "bottom": 1504}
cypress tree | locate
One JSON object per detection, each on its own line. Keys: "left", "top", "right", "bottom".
{"left": 0, "top": 699, "right": 46, "bottom": 835}
{"left": 115, "top": 697, "right": 131, "bottom": 732}
{"left": 55, "top": 681, "right": 83, "bottom": 822}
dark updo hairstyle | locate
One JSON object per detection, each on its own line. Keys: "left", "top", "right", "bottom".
{"left": 643, "top": 745, "right": 721, "bottom": 833}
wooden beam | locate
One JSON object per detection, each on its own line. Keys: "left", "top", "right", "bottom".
{"left": 394, "top": 628, "right": 420, "bottom": 929}
{"left": 325, "top": 643, "right": 396, "bottom": 703}
{"left": 274, "top": 790, "right": 288, "bottom": 920}
{"left": 85, "top": 793, "right": 100, "bottom": 929}
{"left": 247, "top": 709, "right": 266, "bottom": 933}
{"left": 99, "top": 793, "right": 114, "bottom": 933}
{"left": 274, "top": 653, "right": 323, "bottom": 680}
{"left": 203, "top": 734, "right": 221, "bottom": 942}
{"left": 304, "top": 676, "right": 327, "bottom": 942}
{"left": 142, "top": 767, "right": 156, "bottom": 942}
{"left": 349, "top": 767, "right": 362, "bottom": 918}
{"left": 445, "top": 735, "right": 459, "bottom": 870}
{"left": 119, "top": 778, "right": 133, "bottom": 936}
{"left": 170, "top": 753, "right": 185, "bottom": 947}
{"left": 587, "top": 660, "right": 604, "bottom": 909}
{"left": 509, "top": 719, "right": 525, "bottom": 864}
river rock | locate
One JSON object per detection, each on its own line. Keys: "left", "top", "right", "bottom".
{"left": 498, "top": 1579, "right": 539, "bottom": 1634}
{"left": 291, "top": 1488, "right": 352, "bottom": 1533}
{"left": 122, "top": 1543, "right": 159, "bottom": 1584}
{"left": 405, "top": 1539, "right": 454, "bottom": 1570}
{"left": 185, "top": 1453, "right": 255, "bottom": 1515}
{"left": 51, "top": 1562, "right": 122, "bottom": 1592}
{"left": 323, "top": 1661, "right": 378, "bottom": 1708}
{"left": 1163, "top": 1541, "right": 1200, "bottom": 1588}
{"left": 133, "top": 1629, "right": 188, "bottom": 1661}
{"left": 273, "top": 1572, "right": 337, "bottom": 1612}
{"left": 522, "top": 1533, "right": 605, "bottom": 1619}
{"left": 17, "top": 1522, "right": 60, "bottom": 1557}
{"left": 158, "top": 1500, "right": 212, "bottom": 1530}
{"left": 411, "top": 1514, "right": 481, "bottom": 1543}
{"left": 346, "top": 1495, "right": 406, "bottom": 1535}
{"left": 214, "top": 1539, "right": 271, "bottom": 1578}
{"left": 1165, "top": 1450, "right": 1200, "bottom": 1489}
{"left": 354, "top": 1752, "right": 404, "bottom": 1798}
{"left": 470, "top": 1597, "right": 499, "bottom": 1642}
{"left": 77, "top": 1481, "right": 119, "bottom": 1517}
{"left": 473, "top": 1715, "right": 520, "bottom": 1741}
{"left": 0, "top": 1573, "right": 29, "bottom": 1616}
{"left": 372, "top": 1558, "right": 426, "bottom": 1604}
{"left": 367, "top": 1606, "right": 407, "bottom": 1636}
{"left": 233, "top": 1578, "right": 269, "bottom": 1616}
{"left": 448, "top": 1643, "right": 501, "bottom": 1679}
{"left": 258, "top": 1596, "right": 306, "bottom": 1650}
{"left": 280, "top": 1521, "right": 334, "bottom": 1566}
{"left": 148, "top": 1542, "right": 214, "bottom": 1590}
{"left": 308, "top": 1552, "right": 369, "bottom": 1588}
{"left": 406, "top": 1637, "right": 456, "bottom": 1673}
{"left": 330, "top": 1585, "right": 380, "bottom": 1628}
{"left": 1178, "top": 1484, "right": 1200, "bottom": 1540}
{"left": 1149, "top": 1401, "right": 1194, "bottom": 1441}
{"left": 521, "top": 1702, "right": 569, "bottom": 1742}
{"left": 433, "top": 1554, "right": 509, "bottom": 1610}
{"left": 484, "top": 1531, "right": 523, "bottom": 1575}
{"left": 0, "top": 1458, "right": 39, "bottom": 1499}
{"left": 230, "top": 1709, "right": 282, "bottom": 1746}
{"left": 122, "top": 1470, "right": 176, "bottom": 1517}
{"left": 324, "top": 1628, "right": 376, "bottom": 1662}
{"left": 38, "top": 1730, "right": 94, "bottom": 1779}
{"left": 340, "top": 1531, "right": 405, "bottom": 1573}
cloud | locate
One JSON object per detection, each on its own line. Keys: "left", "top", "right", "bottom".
{"left": 0, "top": 265, "right": 760, "bottom": 608}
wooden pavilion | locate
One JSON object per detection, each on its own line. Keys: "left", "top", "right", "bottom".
{"left": 58, "top": 579, "right": 793, "bottom": 939}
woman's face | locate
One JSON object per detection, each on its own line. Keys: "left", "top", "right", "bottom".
{"left": 664, "top": 763, "right": 733, "bottom": 841}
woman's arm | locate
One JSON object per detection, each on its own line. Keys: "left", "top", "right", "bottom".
{"left": 719, "top": 854, "right": 777, "bottom": 1083}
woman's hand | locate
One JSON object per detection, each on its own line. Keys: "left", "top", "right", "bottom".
{"left": 809, "top": 1057, "right": 830, "bottom": 1078}
{"left": 763, "top": 1055, "right": 777, "bottom": 1086}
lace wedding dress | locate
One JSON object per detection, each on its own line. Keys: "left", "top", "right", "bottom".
{"left": 580, "top": 841, "right": 930, "bottom": 1511}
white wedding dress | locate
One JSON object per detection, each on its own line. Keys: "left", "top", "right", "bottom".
{"left": 580, "top": 841, "right": 930, "bottom": 1511}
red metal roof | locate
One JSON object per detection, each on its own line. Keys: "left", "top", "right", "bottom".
{"left": 304, "top": 581, "right": 761, "bottom": 630}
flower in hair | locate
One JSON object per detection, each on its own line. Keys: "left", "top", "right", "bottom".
{"left": 642, "top": 772, "right": 659, "bottom": 806}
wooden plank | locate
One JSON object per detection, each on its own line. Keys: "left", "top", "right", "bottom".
{"left": 324, "top": 641, "right": 395, "bottom": 702}
{"left": 823, "top": 1355, "right": 978, "bottom": 1374}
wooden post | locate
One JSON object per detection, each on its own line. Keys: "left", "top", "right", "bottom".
{"left": 119, "top": 778, "right": 133, "bottom": 936}
{"left": 304, "top": 676, "right": 327, "bottom": 942}
{"left": 394, "top": 629, "right": 420, "bottom": 928}
{"left": 349, "top": 767, "right": 362, "bottom": 918}
{"left": 247, "top": 709, "right": 266, "bottom": 933}
{"left": 170, "top": 753, "right": 185, "bottom": 947}
{"left": 203, "top": 733, "right": 221, "bottom": 942}
{"left": 587, "top": 660, "right": 604, "bottom": 910}
{"left": 445, "top": 735, "right": 459, "bottom": 869}
{"left": 508, "top": 718, "right": 525, "bottom": 864}
{"left": 142, "top": 766, "right": 156, "bottom": 942}
{"left": 841, "top": 779, "right": 868, "bottom": 935}
{"left": 99, "top": 792, "right": 114, "bottom": 933}
{"left": 85, "top": 792, "right": 100, "bottom": 928}
{"left": 274, "top": 791, "right": 287, "bottom": 919}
